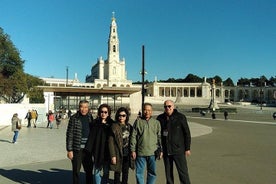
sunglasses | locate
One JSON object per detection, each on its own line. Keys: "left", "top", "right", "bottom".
{"left": 164, "top": 105, "right": 172, "bottom": 109}
{"left": 118, "top": 114, "right": 126, "bottom": 117}
{"left": 101, "top": 111, "right": 108, "bottom": 114}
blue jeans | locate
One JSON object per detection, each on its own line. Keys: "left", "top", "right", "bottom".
{"left": 135, "top": 155, "right": 156, "bottom": 184}
{"left": 13, "top": 131, "right": 19, "bottom": 143}
{"left": 93, "top": 164, "right": 109, "bottom": 184}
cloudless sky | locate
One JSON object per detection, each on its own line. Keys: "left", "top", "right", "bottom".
{"left": 1, "top": 0, "right": 276, "bottom": 84}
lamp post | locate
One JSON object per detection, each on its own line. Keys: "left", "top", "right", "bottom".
{"left": 260, "top": 88, "right": 263, "bottom": 110}
{"left": 66, "top": 66, "right": 69, "bottom": 87}
{"left": 140, "top": 45, "right": 148, "bottom": 112}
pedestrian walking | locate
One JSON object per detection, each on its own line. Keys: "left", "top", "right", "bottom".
{"left": 157, "top": 100, "right": 191, "bottom": 184}
{"left": 30, "top": 109, "right": 37, "bottom": 128}
{"left": 11, "top": 113, "right": 22, "bottom": 144}
{"left": 224, "top": 111, "right": 228, "bottom": 120}
{"left": 130, "top": 102, "right": 162, "bottom": 184}
{"left": 212, "top": 111, "right": 216, "bottom": 119}
{"left": 56, "top": 111, "right": 62, "bottom": 129}
{"left": 66, "top": 100, "right": 94, "bottom": 184}
{"left": 47, "top": 111, "right": 55, "bottom": 129}
{"left": 25, "top": 110, "right": 31, "bottom": 128}
{"left": 273, "top": 112, "right": 276, "bottom": 120}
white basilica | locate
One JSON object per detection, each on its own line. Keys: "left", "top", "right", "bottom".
{"left": 85, "top": 14, "right": 132, "bottom": 88}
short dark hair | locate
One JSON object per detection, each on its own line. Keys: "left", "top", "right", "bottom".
{"left": 143, "top": 102, "right": 152, "bottom": 110}
{"left": 79, "top": 100, "right": 89, "bottom": 108}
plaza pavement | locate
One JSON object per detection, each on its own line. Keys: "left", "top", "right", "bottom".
{"left": 0, "top": 105, "right": 275, "bottom": 183}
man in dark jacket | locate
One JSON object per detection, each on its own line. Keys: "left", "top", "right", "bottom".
{"left": 66, "top": 100, "right": 94, "bottom": 184}
{"left": 157, "top": 100, "right": 191, "bottom": 184}
{"left": 25, "top": 110, "right": 32, "bottom": 128}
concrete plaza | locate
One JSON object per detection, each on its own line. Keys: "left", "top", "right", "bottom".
{"left": 0, "top": 105, "right": 276, "bottom": 183}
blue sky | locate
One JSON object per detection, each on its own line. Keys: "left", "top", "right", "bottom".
{"left": 1, "top": 0, "right": 275, "bottom": 84}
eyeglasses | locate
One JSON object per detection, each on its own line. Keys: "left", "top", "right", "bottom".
{"left": 118, "top": 114, "right": 126, "bottom": 117}
{"left": 164, "top": 105, "right": 172, "bottom": 109}
{"left": 101, "top": 111, "right": 108, "bottom": 114}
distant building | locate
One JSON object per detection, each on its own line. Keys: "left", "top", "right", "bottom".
{"left": 85, "top": 13, "right": 132, "bottom": 88}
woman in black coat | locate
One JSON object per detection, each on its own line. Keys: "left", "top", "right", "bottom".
{"left": 85, "top": 104, "right": 114, "bottom": 184}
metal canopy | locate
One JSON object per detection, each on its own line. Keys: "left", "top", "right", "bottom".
{"left": 37, "top": 86, "right": 141, "bottom": 96}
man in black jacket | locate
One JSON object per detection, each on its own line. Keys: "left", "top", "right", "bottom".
{"left": 157, "top": 100, "right": 191, "bottom": 184}
{"left": 66, "top": 100, "right": 94, "bottom": 184}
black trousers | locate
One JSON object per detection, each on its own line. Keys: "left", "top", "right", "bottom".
{"left": 114, "top": 156, "right": 130, "bottom": 184}
{"left": 163, "top": 154, "right": 190, "bottom": 184}
{"left": 27, "top": 119, "right": 31, "bottom": 127}
{"left": 72, "top": 149, "right": 93, "bottom": 184}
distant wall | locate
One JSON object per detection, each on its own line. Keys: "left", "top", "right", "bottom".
{"left": 0, "top": 104, "right": 47, "bottom": 126}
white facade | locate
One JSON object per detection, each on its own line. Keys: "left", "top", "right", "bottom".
{"left": 86, "top": 14, "right": 132, "bottom": 88}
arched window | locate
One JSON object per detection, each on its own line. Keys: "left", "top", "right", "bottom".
{"left": 113, "top": 45, "right": 116, "bottom": 52}
{"left": 113, "top": 67, "right": 116, "bottom": 75}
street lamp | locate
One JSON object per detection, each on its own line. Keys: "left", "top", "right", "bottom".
{"left": 66, "top": 66, "right": 69, "bottom": 87}
{"left": 260, "top": 89, "right": 264, "bottom": 110}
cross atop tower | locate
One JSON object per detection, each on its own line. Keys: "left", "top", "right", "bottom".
{"left": 112, "top": 11, "right": 116, "bottom": 20}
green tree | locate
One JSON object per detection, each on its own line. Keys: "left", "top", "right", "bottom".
{"left": 0, "top": 28, "right": 26, "bottom": 102}
{"left": 0, "top": 27, "right": 44, "bottom": 103}
{"left": 206, "top": 75, "right": 223, "bottom": 86}
{"left": 268, "top": 76, "right": 276, "bottom": 87}
{"left": 223, "top": 77, "right": 234, "bottom": 86}
{"left": 237, "top": 78, "right": 250, "bottom": 86}
{"left": 26, "top": 74, "right": 45, "bottom": 103}
{"left": 183, "top": 73, "right": 203, "bottom": 83}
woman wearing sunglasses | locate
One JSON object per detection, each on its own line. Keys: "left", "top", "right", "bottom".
{"left": 85, "top": 104, "right": 114, "bottom": 184}
{"left": 109, "top": 107, "right": 134, "bottom": 184}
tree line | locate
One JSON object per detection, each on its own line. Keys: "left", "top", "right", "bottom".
{"left": 134, "top": 74, "right": 276, "bottom": 87}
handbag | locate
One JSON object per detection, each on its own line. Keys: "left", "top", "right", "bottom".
{"left": 16, "top": 122, "right": 22, "bottom": 130}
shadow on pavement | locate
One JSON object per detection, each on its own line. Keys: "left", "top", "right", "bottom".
{"left": 0, "top": 168, "right": 77, "bottom": 183}
{"left": 0, "top": 139, "right": 12, "bottom": 143}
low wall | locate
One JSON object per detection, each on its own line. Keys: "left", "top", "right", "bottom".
{"left": 0, "top": 104, "right": 47, "bottom": 126}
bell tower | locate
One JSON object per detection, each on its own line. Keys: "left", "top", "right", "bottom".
{"left": 106, "top": 12, "right": 121, "bottom": 81}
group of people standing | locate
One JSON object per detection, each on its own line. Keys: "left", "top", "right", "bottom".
{"left": 25, "top": 109, "right": 38, "bottom": 128}
{"left": 66, "top": 99, "right": 191, "bottom": 184}
{"left": 46, "top": 110, "right": 62, "bottom": 129}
